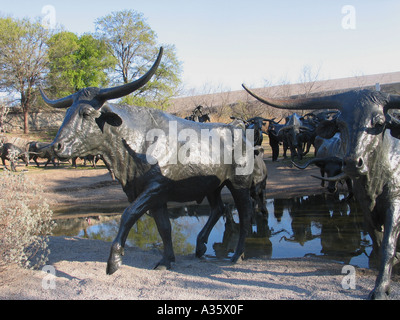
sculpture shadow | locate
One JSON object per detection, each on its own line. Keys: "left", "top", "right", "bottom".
{"left": 43, "top": 236, "right": 317, "bottom": 298}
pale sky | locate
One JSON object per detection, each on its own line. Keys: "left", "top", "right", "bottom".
{"left": 1, "top": 0, "right": 400, "bottom": 94}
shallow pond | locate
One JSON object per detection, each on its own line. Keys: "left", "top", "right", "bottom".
{"left": 52, "top": 194, "right": 373, "bottom": 268}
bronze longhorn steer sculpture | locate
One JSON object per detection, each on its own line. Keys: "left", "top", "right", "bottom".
{"left": 1, "top": 143, "right": 29, "bottom": 171}
{"left": 39, "top": 47, "right": 258, "bottom": 274}
{"left": 277, "top": 112, "right": 314, "bottom": 161}
{"left": 293, "top": 132, "right": 353, "bottom": 199}
{"left": 243, "top": 84, "right": 400, "bottom": 299}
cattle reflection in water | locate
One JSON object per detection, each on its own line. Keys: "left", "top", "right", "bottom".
{"left": 53, "top": 194, "right": 374, "bottom": 269}
{"left": 210, "top": 194, "right": 371, "bottom": 267}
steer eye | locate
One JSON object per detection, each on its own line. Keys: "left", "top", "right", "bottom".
{"left": 366, "top": 114, "right": 386, "bottom": 134}
{"left": 82, "top": 112, "right": 91, "bottom": 119}
{"left": 80, "top": 106, "right": 93, "bottom": 119}
{"left": 372, "top": 114, "right": 385, "bottom": 127}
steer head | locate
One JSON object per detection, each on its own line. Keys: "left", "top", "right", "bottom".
{"left": 278, "top": 113, "right": 312, "bottom": 145}
{"left": 40, "top": 47, "right": 163, "bottom": 159}
{"left": 242, "top": 84, "right": 400, "bottom": 183}
{"left": 245, "top": 116, "right": 269, "bottom": 146}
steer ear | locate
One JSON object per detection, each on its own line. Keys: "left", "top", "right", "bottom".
{"left": 389, "top": 127, "right": 400, "bottom": 139}
{"left": 386, "top": 120, "right": 400, "bottom": 139}
{"left": 383, "top": 108, "right": 400, "bottom": 139}
{"left": 96, "top": 111, "right": 122, "bottom": 132}
{"left": 316, "top": 120, "right": 337, "bottom": 139}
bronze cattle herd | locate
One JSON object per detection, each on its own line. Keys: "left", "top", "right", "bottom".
{"left": 2, "top": 47, "right": 400, "bottom": 299}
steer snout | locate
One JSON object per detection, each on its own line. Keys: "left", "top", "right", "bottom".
{"left": 53, "top": 142, "right": 63, "bottom": 152}
{"left": 51, "top": 140, "right": 72, "bottom": 161}
{"left": 343, "top": 156, "right": 366, "bottom": 176}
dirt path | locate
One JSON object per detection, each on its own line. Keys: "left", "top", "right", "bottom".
{"left": 2, "top": 158, "right": 399, "bottom": 301}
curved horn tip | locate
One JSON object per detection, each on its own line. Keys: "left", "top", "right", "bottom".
{"left": 38, "top": 85, "right": 74, "bottom": 109}
{"left": 98, "top": 46, "right": 164, "bottom": 101}
{"left": 292, "top": 160, "right": 313, "bottom": 170}
{"left": 291, "top": 161, "right": 305, "bottom": 169}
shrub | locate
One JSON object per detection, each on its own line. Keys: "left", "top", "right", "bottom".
{"left": 0, "top": 171, "right": 54, "bottom": 271}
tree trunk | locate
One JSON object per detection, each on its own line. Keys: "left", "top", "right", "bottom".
{"left": 20, "top": 90, "right": 30, "bottom": 134}
{"left": 23, "top": 108, "right": 29, "bottom": 134}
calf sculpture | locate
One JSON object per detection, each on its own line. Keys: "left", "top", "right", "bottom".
{"left": 40, "top": 48, "right": 256, "bottom": 274}
{"left": 243, "top": 84, "right": 400, "bottom": 299}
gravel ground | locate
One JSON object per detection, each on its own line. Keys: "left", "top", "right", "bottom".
{"left": 1, "top": 236, "right": 399, "bottom": 301}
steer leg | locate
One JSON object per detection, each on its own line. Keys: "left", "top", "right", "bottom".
{"left": 151, "top": 204, "right": 175, "bottom": 270}
{"left": 33, "top": 155, "right": 41, "bottom": 167}
{"left": 228, "top": 187, "right": 252, "bottom": 263}
{"left": 196, "top": 191, "right": 224, "bottom": 258}
{"left": 320, "top": 169, "right": 325, "bottom": 187}
{"left": 10, "top": 159, "right": 17, "bottom": 172}
{"left": 344, "top": 178, "right": 353, "bottom": 200}
{"left": 107, "top": 182, "right": 164, "bottom": 275}
{"left": 369, "top": 201, "right": 400, "bottom": 299}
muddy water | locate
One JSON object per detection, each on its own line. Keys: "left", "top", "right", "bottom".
{"left": 52, "top": 194, "right": 373, "bottom": 268}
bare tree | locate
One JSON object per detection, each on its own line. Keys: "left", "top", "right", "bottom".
{"left": 298, "top": 64, "right": 322, "bottom": 97}
{"left": 181, "top": 82, "right": 233, "bottom": 121}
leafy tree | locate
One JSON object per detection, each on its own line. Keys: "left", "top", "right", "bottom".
{"left": 0, "top": 16, "right": 50, "bottom": 134}
{"left": 95, "top": 9, "right": 182, "bottom": 109}
{"left": 47, "top": 31, "right": 116, "bottom": 97}
{"left": 46, "top": 31, "right": 78, "bottom": 97}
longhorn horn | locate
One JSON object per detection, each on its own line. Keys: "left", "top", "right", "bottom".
{"left": 389, "top": 94, "right": 400, "bottom": 106}
{"left": 98, "top": 47, "right": 163, "bottom": 101}
{"left": 242, "top": 84, "right": 343, "bottom": 110}
{"left": 292, "top": 158, "right": 324, "bottom": 170}
{"left": 263, "top": 118, "right": 278, "bottom": 123}
{"left": 323, "top": 110, "right": 340, "bottom": 117}
{"left": 293, "top": 156, "right": 343, "bottom": 170}
{"left": 39, "top": 86, "right": 75, "bottom": 109}
{"left": 300, "top": 125, "right": 313, "bottom": 131}
{"left": 277, "top": 125, "right": 293, "bottom": 134}
{"left": 263, "top": 118, "right": 279, "bottom": 124}
{"left": 302, "top": 112, "right": 317, "bottom": 119}
{"left": 311, "top": 172, "right": 349, "bottom": 182}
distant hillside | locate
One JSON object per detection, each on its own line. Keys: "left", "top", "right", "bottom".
{"left": 169, "top": 71, "right": 400, "bottom": 122}
{"left": 5, "top": 71, "right": 400, "bottom": 133}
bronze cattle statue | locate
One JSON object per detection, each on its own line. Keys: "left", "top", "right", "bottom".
{"left": 293, "top": 132, "right": 353, "bottom": 199}
{"left": 243, "top": 84, "right": 400, "bottom": 299}
{"left": 39, "top": 48, "right": 257, "bottom": 275}
{"left": 1, "top": 143, "right": 29, "bottom": 171}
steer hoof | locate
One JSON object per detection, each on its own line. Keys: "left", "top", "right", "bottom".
{"left": 195, "top": 242, "right": 207, "bottom": 258}
{"left": 106, "top": 243, "right": 124, "bottom": 275}
{"left": 230, "top": 252, "right": 244, "bottom": 264}
{"left": 154, "top": 258, "right": 173, "bottom": 270}
{"left": 368, "top": 288, "right": 389, "bottom": 300}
